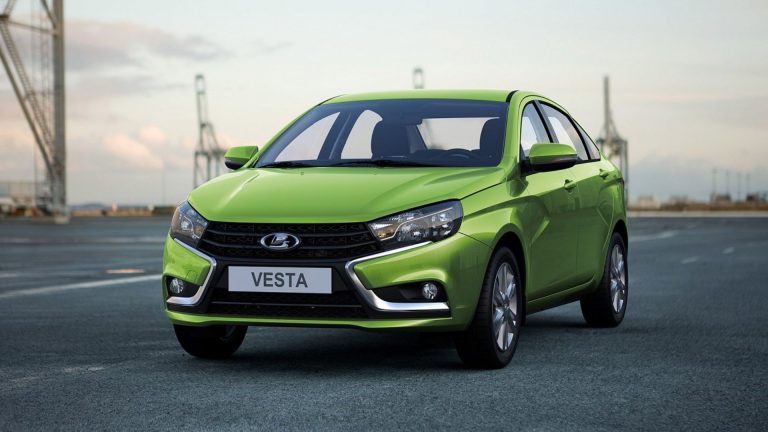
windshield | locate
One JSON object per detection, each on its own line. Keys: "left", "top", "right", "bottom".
{"left": 255, "top": 99, "right": 508, "bottom": 168}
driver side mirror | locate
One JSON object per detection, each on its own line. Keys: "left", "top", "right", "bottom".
{"left": 224, "top": 146, "right": 259, "bottom": 170}
{"left": 526, "top": 143, "right": 578, "bottom": 172}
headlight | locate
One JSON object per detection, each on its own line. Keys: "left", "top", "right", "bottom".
{"left": 170, "top": 201, "right": 208, "bottom": 247}
{"left": 368, "top": 201, "right": 463, "bottom": 248}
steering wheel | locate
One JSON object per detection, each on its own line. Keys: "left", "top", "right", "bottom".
{"left": 431, "top": 148, "right": 481, "bottom": 160}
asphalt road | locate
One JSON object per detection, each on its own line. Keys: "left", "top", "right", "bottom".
{"left": 1, "top": 216, "right": 766, "bottom": 431}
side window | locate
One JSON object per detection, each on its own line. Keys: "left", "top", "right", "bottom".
{"left": 341, "top": 110, "right": 382, "bottom": 159}
{"left": 274, "top": 113, "right": 339, "bottom": 161}
{"left": 576, "top": 123, "right": 601, "bottom": 160}
{"left": 520, "top": 103, "right": 550, "bottom": 157}
{"left": 540, "top": 104, "right": 589, "bottom": 161}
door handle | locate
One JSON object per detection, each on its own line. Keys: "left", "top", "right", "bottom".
{"left": 599, "top": 169, "right": 610, "bottom": 179}
{"left": 564, "top": 179, "right": 576, "bottom": 191}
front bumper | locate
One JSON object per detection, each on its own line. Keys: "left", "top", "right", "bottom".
{"left": 162, "top": 232, "right": 491, "bottom": 331}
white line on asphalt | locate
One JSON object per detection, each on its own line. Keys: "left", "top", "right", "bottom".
{"left": 0, "top": 274, "right": 161, "bottom": 300}
{"left": 631, "top": 230, "right": 677, "bottom": 243}
{"left": 0, "top": 236, "right": 165, "bottom": 245}
{"left": 629, "top": 211, "right": 768, "bottom": 218}
{"left": 723, "top": 247, "right": 735, "bottom": 254}
{"left": 681, "top": 256, "right": 699, "bottom": 264}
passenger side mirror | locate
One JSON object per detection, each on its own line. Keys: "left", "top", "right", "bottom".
{"left": 224, "top": 146, "right": 259, "bottom": 170}
{"left": 526, "top": 143, "right": 578, "bottom": 172}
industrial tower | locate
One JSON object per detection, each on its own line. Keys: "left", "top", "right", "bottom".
{"left": 193, "top": 74, "right": 225, "bottom": 188}
{"left": 596, "top": 76, "right": 629, "bottom": 200}
{"left": 413, "top": 67, "right": 424, "bottom": 89}
{"left": 0, "top": 0, "right": 66, "bottom": 220}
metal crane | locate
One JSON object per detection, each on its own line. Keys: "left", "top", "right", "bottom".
{"left": 193, "top": 74, "right": 225, "bottom": 188}
{"left": 596, "top": 76, "right": 629, "bottom": 201}
{"left": 0, "top": 0, "right": 66, "bottom": 220}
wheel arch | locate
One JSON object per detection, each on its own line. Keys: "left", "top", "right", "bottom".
{"left": 613, "top": 219, "right": 629, "bottom": 252}
{"left": 492, "top": 229, "right": 528, "bottom": 321}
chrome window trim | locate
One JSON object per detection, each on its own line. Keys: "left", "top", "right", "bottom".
{"left": 344, "top": 242, "right": 450, "bottom": 312}
{"left": 166, "top": 238, "right": 217, "bottom": 306}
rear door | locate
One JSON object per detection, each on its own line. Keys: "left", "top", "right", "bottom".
{"left": 518, "top": 102, "right": 579, "bottom": 300}
{"left": 574, "top": 122, "right": 619, "bottom": 277}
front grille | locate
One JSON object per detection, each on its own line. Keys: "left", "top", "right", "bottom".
{"left": 208, "top": 290, "right": 367, "bottom": 319}
{"left": 199, "top": 222, "right": 381, "bottom": 260}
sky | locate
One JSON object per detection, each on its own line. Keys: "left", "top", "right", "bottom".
{"left": 1, "top": 0, "right": 767, "bottom": 205}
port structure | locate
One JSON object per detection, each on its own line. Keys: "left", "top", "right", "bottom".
{"left": 596, "top": 76, "right": 629, "bottom": 201}
{"left": 0, "top": 0, "right": 66, "bottom": 220}
{"left": 193, "top": 74, "right": 225, "bottom": 188}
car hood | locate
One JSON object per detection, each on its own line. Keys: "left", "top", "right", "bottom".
{"left": 188, "top": 167, "right": 505, "bottom": 223}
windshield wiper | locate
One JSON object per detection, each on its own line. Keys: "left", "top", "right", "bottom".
{"left": 259, "top": 161, "right": 320, "bottom": 168}
{"left": 330, "top": 159, "right": 441, "bottom": 168}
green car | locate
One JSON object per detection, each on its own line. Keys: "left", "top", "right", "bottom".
{"left": 164, "top": 90, "right": 628, "bottom": 368}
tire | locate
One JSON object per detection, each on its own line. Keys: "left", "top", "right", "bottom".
{"left": 581, "top": 232, "right": 628, "bottom": 327}
{"left": 454, "top": 247, "right": 523, "bottom": 369}
{"left": 173, "top": 324, "right": 247, "bottom": 359}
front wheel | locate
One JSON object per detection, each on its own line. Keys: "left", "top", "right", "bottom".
{"left": 173, "top": 324, "right": 247, "bottom": 359}
{"left": 454, "top": 247, "right": 523, "bottom": 369}
{"left": 580, "top": 233, "right": 628, "bottom": 327}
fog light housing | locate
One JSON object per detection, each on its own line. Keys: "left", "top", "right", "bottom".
{"left": 421, "top": 282, "right": 439, "bottom": 300}
{"left": 167, "top": 277, "right": 199, "bottom": 298}
{"left": 168, "top": 278, "right": 185, "bottom": 295}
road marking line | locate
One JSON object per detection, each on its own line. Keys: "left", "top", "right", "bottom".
{"left": 106, "top": 268, "right": 146, "bottom": 275}
{"left": 723, "top": 247, "right": 734, "bottom": 254}
{"left": 0, "top": 274, "right": 161, "bottom": 300}
{"left": 629, "top": 211, "right": 768, "bottom": 218}
{"left": 0, "top": 236, "right": 165, "bottom": 245}
{"left": 631, "top": 230, "right": 677, "bottom": 243}
{"left": 681, "top": 256, "right": 699, "bottom": 264}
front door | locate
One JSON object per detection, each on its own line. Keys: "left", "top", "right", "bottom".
{"left": 517, "top": 102, "right": 580, "bottom": 300}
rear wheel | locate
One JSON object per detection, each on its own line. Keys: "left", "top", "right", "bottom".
{"left": 173, "top": 324, "right": 247, "bottom": 359}
{"left": 455, "top": 247, "right": 523, "bottom": 369}
{"left": 580, "top": 233, "right": 628, "bottom": 327}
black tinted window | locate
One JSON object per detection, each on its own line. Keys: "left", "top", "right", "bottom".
{"left": 520, "top": 103, "right": 550, "bottom": 157}
{"left": 576, "top": 123, "right": 601, "bottom": 160}
{"left": 257, "top": 99, "right": 508, "bottom": 168}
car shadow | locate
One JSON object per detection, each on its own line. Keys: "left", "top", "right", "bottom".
{"left": 177, "top": 316, "right": 602, "bottom": 374}
{"left": 217, "top": 330, "right": 464, "bottom": 373}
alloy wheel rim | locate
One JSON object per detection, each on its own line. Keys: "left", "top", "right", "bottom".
{"left": 492, "top": 262, "right": 518, "bottom": 351}
{"left": 609, "top": 245, "right": 627, "bottom": 314}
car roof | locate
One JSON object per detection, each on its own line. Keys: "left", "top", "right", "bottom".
{"left": 324, "top": 89, "right": 523, "bottom": 104}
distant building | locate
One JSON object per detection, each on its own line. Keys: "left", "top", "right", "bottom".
{"left": 632, "top": 195, "right": 661, "bottom": 210}
{"left": 711, "top": 193, "right": 732, "bottom": 203}
{"left": 666, "top": 195, "right": 696, "bottom": 206}
{"left": 0, "top": 197, "right": 15, "bottom": 215}
{"left": 0, "top": 181, "right": 41, "bottom": 209}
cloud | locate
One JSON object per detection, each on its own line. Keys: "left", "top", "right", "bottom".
{"left": 97, "top": 127, "right": 218, "bottom": 173}
{"left": 253, "top": 41, "right": 293, "bottom": 55}
{"left": 137, "top": 125, "right": 168, "bottom": 147}
{"left": 67, "top": 20, "right": 229, "bottom": 71}
{"left": 0, "top": 126, "right": 35, "bottom": 152}
{"left": 0, "top": 126, "right": 36, "bottom": 180}
{"left": 103, "top": 133, "right": 164, "bottom": 170}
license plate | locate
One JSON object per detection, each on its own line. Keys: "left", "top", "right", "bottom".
{"left": 228, "top": 266, "right": 332, "bottom": 294}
